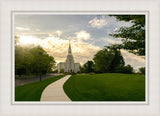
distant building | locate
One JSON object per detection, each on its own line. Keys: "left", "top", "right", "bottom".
{"left": 57, "top": 41, "right": 80, "bottom": 73}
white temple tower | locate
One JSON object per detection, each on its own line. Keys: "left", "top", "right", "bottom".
{"left": 65, "top": 40, "right": 75, "bottom": 72}
{"left": 57, "top": 40, "right": 80, "bottom": 73}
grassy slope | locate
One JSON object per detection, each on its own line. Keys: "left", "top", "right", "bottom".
{"left": 63, "top": 73, "right": 145, "bottom": 101}
{"left": 15, "top": 75, "right": 64, "bottom": 101}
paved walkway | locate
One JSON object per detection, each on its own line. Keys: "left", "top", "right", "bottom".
{"left": 15, "top": 73, "right": 63, "bottom": 87}
{"left": 40, "top": 75, "right": 71, "bottom": 101}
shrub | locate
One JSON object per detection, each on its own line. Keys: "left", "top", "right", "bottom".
{"left": 71, "top": 72, "right": 76, "bottom": 75}
{"left": 63, "top": 72, "right": 76, "bottom": 75}
{"left": 115, "top": 65, "right": 133, "bottom": 74}
{"left": 139, "top": 67, "right": 145, "bottom": 75}
{"left": 51, "top": 69, "right": 58, "bottom": 73}
{"left": 60, "top": 68, "right": 64, "bottom": 73}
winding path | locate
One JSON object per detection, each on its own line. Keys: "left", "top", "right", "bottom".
{"left": 40, "top": 75, "right": 71, "bottom": 101}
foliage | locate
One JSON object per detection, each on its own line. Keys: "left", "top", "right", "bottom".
{"left": 139, "top": 67, "right": 145, "bottom": 75}
{"left": 64, "top": 72, "right": 76, "bottom": 75}
{"left": 60, "top": 68, "right": 64, "bottom": 73}
{"left": 106, "top": 45, "right": 125, "bottom": 72}
{"left": 93, "top": 45, "right": 125, "bottom": 73}
{"left": 109, "top": 15, "right": 145, "bottom": 56}
{"left": 51, "top": 69, "right": 58, "bottom": 73}
{"left": 15, "top": 75, "right": 64, "bottom": 101}
{"left": 115, "top": 65, "right": 133, "bottom": 74}
{"left": 80, "top": 60, "right": 94, "bottom": 73}
{"left": 63, "top": 73, "right": 145, "bottom": 101}
{"left": 15, "top": 45, "right": 56, "bottom": 75}
{"left": 15, "top": 36, "right": 20, "bottom": 44}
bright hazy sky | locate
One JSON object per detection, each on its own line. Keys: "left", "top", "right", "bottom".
{"left": 15, "top": 15, "right": 145, "bottom": 71}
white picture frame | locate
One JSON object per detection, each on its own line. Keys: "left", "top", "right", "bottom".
{"left": 0, "top": 0, "right": 160, "bottom": 116}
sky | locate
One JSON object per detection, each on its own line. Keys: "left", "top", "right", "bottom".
{"left": 15, "top": 15, "right": 145, "bottom": 71}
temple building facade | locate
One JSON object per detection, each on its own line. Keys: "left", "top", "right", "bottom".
{"left": 57, "top": 41, "right": 80, "bottom": 73}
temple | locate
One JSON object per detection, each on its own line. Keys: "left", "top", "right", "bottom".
{"left": 57, "top": 41, "right": 80, "bottom": 73}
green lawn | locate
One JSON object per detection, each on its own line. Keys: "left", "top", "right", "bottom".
{"left": 15, "top": 75, "right": 64, "bottom": 101}
{"left": 63, "top": 73, "right": 145, "bottom": 101}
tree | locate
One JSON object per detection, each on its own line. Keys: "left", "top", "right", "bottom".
{"left": 60, "top": 68, "right": 64, "bottom": 73}
{"left": 139, "top": 67, "right": 145, "bottom": 75}
{"left": 109, "top": 15, "right": 145, "bottom": 56}
{"left": 93, "top": 49, "right": 112, "bottom": 73}
{"left": 15, "top": 45, "right": 33, "bottom": 75}
{"left": 106, "top": 44, "right": 125, "bottom": 72}
{"left": 15, "top": 45, "right": 56, "bottom": 75}
{"left": 29, "top": 46, "right": 56, "bottom": 75}
{"left": 81, "top": 61, "right": 94, "bottom": 73}
{"left": 93, "top": 45, "right": 125, "bottom": 73}
{"left": 115, "top": 65, "right": 133, "bottom": 74}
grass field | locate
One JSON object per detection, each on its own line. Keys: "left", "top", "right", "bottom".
{"left": 15, "top": 75, "right": 64, "bottom": 101}
{"left": 63, "top": 73, "right": 145, "bottom": 101}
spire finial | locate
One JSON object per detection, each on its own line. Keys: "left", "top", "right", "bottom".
{"left": 69, "top": 40, "right": 70, "bottom": 46}
{"left": 68, "top": 40, "right": 72, "bottom": 55}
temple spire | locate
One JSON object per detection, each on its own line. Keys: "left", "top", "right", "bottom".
{"left": 68, "top": 40, "right": 72, "bottom": 55}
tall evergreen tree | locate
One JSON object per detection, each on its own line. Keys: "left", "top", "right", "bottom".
{"left": 106, "top": 45, "right": 125, "bottom": 72}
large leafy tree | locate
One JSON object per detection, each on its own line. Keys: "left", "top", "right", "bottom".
{"left": 81, "top": 60, "right": 94, "bottom": 73}
{"left": 15, "top": 45, "right": 56, "bottom": 75}
{"left": 15, "top": 45, "right": 33, "bottom": 75}
{"left": 29, "top": 46, "right": 56, "bottom": 74}
{"left": 109, "top": 15, "right": 145, "bottom": 56}
{"left": 93, "top": 45, "right": 125, "bottom": 73}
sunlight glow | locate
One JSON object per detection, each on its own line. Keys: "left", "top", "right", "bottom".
{"left": 19, "top": 35, "right": 40, "bottom": 45}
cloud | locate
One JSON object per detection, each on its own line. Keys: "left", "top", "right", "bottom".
{"left": 55, "top": 30, "right": 62, "bottom": 37}
{"left": 36, "top": 28, "right": 40, "bottom": 31}
{"left": 121, "top": 49, "right": 145, "bottom": 71}
{"left": 72, "top": 42, "right": 101, "bottom": 64}
{"left": 17, "top": 35, "right": 101, "bottom": 65}
{"left": 99, "top": 38, "right": 122, "bottom": 45}
{"left": 16, "top": 27, "right": 30, "bottom": 31}
{"left": 106, "top": 38, "right": 122, "bottom": 44}
{"left": 17, "top": 35, "right": 145, "bottom": 70}
{"left": 47, "top": 30, "right": 62, "bottom": 38}
{"left": 114, "top": 28, "right": 118, "bottom": 32}
{"left": 89, "top": 16, "right": 108, "bottom": 29}
{"left": 75, "top": 30, "right": 91, "bottom": 41}
{"left": 40, "top": 36, "right": 101, "bottom": 65}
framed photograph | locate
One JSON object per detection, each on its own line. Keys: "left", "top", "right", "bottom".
{"left": 13, "top": 11, "right": 147, "bottom": 104}
{"left": 0, "top": 0, "right": 160, "bottom": 116}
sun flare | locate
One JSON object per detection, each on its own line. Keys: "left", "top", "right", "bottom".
{"left": 18, "top": 35, "right": 40, "bottom": 45}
